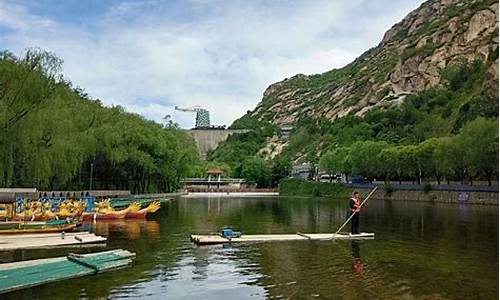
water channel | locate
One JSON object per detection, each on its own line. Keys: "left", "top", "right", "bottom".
{"left": 1, "top": 195, "right": 498, "bottom": 299}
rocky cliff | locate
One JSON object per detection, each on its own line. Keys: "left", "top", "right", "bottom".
{"left": 246, "top": 0, "right": 498, "bottom": 126}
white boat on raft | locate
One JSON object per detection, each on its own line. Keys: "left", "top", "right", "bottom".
{"left": 191, "top": 232, "right": 374, "bottom": 245}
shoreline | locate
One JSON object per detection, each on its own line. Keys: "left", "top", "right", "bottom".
{"left": 181, "top": 192, "right": 280, "bottom": 197}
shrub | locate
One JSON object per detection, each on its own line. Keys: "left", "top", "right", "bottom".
{"left": 279, "top": 178, "right": 350, "bottom": 198}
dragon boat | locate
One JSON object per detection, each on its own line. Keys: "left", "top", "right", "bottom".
{"left": 12, "top": 199, "right": 85, "bottom": 222}
{"left": 0, "top": 220, "right": 78, "bottom": 234}
{"left": 9, "top": 197, "right": 160, "bottom": 222}
{"left": 82, "top": 199, "right": 161, "bottom": 221}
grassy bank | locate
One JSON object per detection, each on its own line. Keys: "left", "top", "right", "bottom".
{"left": 279, "top": 178, "right": 351, "bottom": 197}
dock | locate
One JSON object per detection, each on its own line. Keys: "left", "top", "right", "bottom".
{"left": 0, "top": 232, "right": 106, "bottom": 251}
{"left": 190, "top": 232, "right": 374, "bottom": 245}
{"left": 0, "top": 249, "right": 135, "bottom": 294}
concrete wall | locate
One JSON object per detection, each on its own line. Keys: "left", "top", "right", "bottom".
{"left": 356, "top": 188, "right": 498, "bottom": 205}
{"left": 188, "top": 129, "right": 249, "bottom": 159}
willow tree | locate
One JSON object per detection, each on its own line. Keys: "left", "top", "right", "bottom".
{"left": 0, "top": 48, "right": 64, "bottom": 186}
{"left": 0, "top": 48, "right": 198, "bottom": 192}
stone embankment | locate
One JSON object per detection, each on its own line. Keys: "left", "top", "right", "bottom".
{"left": 356, "top": 186, "right": 498, "bottom": 205}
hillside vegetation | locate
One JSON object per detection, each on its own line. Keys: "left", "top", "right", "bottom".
{"left": 0, "top": 49, "right": 198, "bottom": 193}
{"left": 208, "top": 0, "right": 499, "bottom": 186}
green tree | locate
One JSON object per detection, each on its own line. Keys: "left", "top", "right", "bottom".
{"left": 0, "top": 49, "right": 199, "bottom": 192}
{"left": 319, "top": 150, "right": 336, "bottom": 181}
{"left": 398, "top": 145, "right": 420, "bottom": 183}
{"left": 319, "top": 146, "right": 352, "bottom": 181}
{"left": 335, "top": 147, "right": 353, "bottom": 178}
{"left": 349, "top": 141, "right": 388, "bottom": 180}
{"left": 417, "top": 139, "right": 440, "bottom": 183}
{"left": 271, "top": 157, "right": 292, "bottom": 186}
{"left": 241, "top": 156, "right": 272, "bottom": 188}
{"left": 378, "top": 145, "right": 407, "bottom": 183}
{"left": 432, "top": 137, "right": 461, "bottom": 184}
{"left": 459, "top": 117, "right": 499, "bottom": 185}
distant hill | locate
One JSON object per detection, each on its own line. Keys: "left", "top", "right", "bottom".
{"left": 246, "top": 0, "right": 498, "bottom": 126}
{"left": 210, "top": 0, "right": 498, "bottom": 165}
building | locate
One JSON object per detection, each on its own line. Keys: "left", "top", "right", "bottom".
{"left": 291, "top": 163, "right": 313, "bottom": 179}
{"left": 280, "top": 125, "right": 293, "bottom": 139}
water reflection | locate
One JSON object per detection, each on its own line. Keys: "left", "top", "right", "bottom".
{"left": 191, "top": 246, "right": 210, "bottom": 280}
{"left": 84, "top": 220, "right": 160, "bottom": 240}
{"left": 351, "top": 241, "right": 364, "bottom": 278}
{"left": 0, "top": 196, "right": 497, "bottom": 300}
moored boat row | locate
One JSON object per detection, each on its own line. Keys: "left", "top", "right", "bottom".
{"left": 0, "top": 220, "right": 78, "bottom": 235}
{"left": 1, "top": 197, "right": 161, "bottom": 222}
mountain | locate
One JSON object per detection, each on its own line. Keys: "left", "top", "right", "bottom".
{"left": 245, "top": 0, "right": 498, "bottom": 126}
{"left": 209, "top": 0, "right": 498, "bottom": 179}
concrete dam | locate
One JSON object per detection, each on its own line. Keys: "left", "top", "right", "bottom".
{"left": 188, "top": 129, "right": 249, "bottom": 159}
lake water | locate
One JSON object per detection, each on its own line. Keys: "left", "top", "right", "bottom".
{"left": 1, "top": 196, "right": 498, "bottom": 299}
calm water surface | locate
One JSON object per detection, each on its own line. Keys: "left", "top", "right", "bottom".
{"left": 1, "top": 196, "right": 498, "bottom": 299}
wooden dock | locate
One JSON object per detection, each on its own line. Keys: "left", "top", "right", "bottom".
{"left": 0, "top": 232, "right": 106, "bottom": 251}
{"left": 0, "top": 249, "right": 135, "bottom": 294}
{"left": 190, "top": 232, "right": 374, "bottom": 245}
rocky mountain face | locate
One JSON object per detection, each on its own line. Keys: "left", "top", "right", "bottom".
{"left": 246, "top": 0, "right": 498, "bottom": 126}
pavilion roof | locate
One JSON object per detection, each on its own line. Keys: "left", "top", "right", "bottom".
{"left": 207, "top": 167, "right": 224, "bottom": 175}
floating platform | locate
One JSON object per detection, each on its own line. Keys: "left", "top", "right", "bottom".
{"left": 0, "top": 249, "right": 135, "bottom": 294}
{"left": 191, "top": 232, "right": 374, "bottom": 245}
{"left": 0, "top": 232, "right": 106, "bottom": 251}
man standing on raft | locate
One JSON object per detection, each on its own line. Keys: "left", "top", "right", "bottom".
{"left": 349, "top": 191, "right": 361, "bottom": 234}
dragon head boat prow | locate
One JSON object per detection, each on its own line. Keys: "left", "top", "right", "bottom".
{"left": 124, "top": 200, "right": 161, "bottom": 219}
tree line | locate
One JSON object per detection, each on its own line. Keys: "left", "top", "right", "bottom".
{"left": 0, "top": 48, "right": 198, "bottom": 193}
{"left": 319, "top": 117, "right": 498, "bottom": 185}
{"left": 208, "top": 58, "right": 498, "bottom": 187}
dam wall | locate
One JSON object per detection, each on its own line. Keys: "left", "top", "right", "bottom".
{"left": 188, "top": 129, "right": 249, "bottom": 159}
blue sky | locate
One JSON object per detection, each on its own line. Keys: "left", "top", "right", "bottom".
{"left": 0, "top": 0, "right": 424, "bottom": 128}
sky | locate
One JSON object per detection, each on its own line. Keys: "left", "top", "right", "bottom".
{"left": 0, "top": 0, "right": 425, "bottom": 128}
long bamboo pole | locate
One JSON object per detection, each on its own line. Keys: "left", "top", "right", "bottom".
{"left": 334, "top": 186, "right": 378, "bottom": 234}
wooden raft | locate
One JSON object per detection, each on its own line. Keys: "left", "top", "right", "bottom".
{"left": 191, "top": 232, "right": 375, "bottom": 245}
{"left": 0, "top": 232, "right": 106, "bottom": 251}
{"left": 0, "top": 249, "right": 135, "bottom": 294}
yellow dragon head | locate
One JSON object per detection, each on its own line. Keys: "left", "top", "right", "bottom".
{"left": 57, "top": 199, "right": 85, "bottom": 218}
{"left": 127, "top": 202, "right": 142, "bottom": 212}
{"left": 30, "top": 200, "right": 42, "bottom": 213}
{"left": 145, "top": 201, "right": 161, "bottom": 213}
{"left": 95, "top": 199, "right": 115, "bottom": 214}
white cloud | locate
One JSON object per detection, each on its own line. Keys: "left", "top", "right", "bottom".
{"left": 0, "top": 0, "right": 424, "bottom": 128}
{"left": 0, "top": 1, "right": 53, "bottom": 31}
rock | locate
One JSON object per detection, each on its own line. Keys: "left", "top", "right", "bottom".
{"left": 484, "top": 59, "right": 499, "bottom": 96}
{"left": 464, "top": 10, "right": 496, "bottom": 43}
{"left": 263, "top": 82, "right": 284, "bottom": 97}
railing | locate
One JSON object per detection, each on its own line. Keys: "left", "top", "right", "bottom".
{"left": 346, "top": 183, "right": 499, "bottom": 193}
{"left": 15, "top": 195, "right": 97, "bottom": 213}
{"left": 180, "top": 178, "right": 247, "bottom": 183}
{"left": 185, "top": 187, "right": 277, "bottom": 193}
